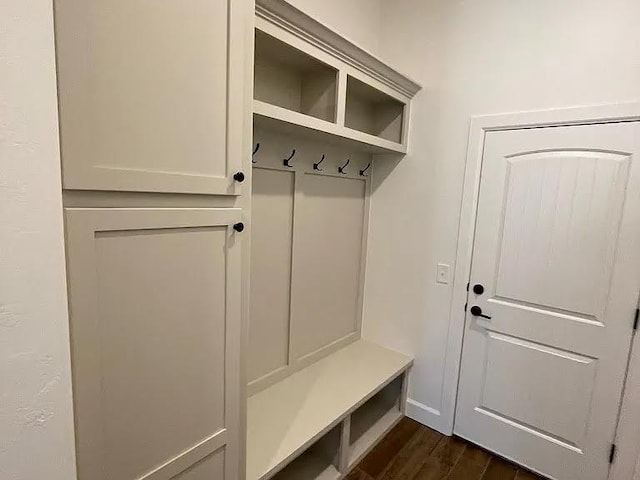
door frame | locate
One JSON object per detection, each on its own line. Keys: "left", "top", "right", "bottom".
{"left": 442, "top": 102, "right": 640, "bottom": 479}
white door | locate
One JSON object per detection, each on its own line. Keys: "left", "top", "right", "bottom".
{"left": 455, "top": 122, "right": 640, "bottom": 480}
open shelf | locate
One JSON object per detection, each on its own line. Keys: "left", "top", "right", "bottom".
{"left": 254, "top": 100, "right": 407, "bottom": 154}
{"left": 348, "top": 376, "right": 404, "bottom": 467}
{"left": 246, "top": 340, "right": 412, "bottom": 480}
{"left": 271, "top": 427, "right": 341, "bottom": 480}
{"left": 345, "top": 76, "right": 405, "bottom": 144}
{"left": 255, "top": 29, "right": 338, "bottom": 123}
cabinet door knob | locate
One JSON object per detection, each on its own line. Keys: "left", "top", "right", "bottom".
{"left": 470, "top": 305, "right": 491, "bottom": 319}
{"left": 233, "top": 172, "right": 245, "bottom": 183}
{"left": 473, "top": 284, "right": 485, "bottom": 295}
{"left": 233, "top": 222, "right": 244, "bottom": 233}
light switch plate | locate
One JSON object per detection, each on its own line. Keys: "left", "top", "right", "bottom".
{"left": 436, "top": 263, "right": 450, "bottom": 284}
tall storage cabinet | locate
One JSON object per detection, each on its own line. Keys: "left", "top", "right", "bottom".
{"left": 54, "top": 0, "right": 253, "bottom": 479}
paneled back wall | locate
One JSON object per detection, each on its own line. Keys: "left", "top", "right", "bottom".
{"left": 249, "top": 128, "right": 372, "bottom": 393}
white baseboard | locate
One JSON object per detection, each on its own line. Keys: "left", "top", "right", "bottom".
{"left": 405, "top": 398, "right": 451, "bottom": 435}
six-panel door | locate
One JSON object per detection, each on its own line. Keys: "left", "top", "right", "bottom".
{"left": 65, "top": 208, "right": 242, "bottom": 480}
{"left": 54, "top": 0, "right": 245, "bottom": 195}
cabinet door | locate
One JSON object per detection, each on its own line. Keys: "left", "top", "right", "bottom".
{"left": 54, "top": 0, "right": 246, "bottom": 195}
{"left": 65, "top": 208, "right": 242, "bottom": 480}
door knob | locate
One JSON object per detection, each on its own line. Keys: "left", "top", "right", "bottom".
{"left": 470, "top": 305, "right": 491, "bottom": 319}
{"left": 233, "top": 172, "right": 245, "bottom": 183}
{"left": 233, "top": 222, "right": 244, "bottom": 233}
{"left": 473, "top": 284, "right": 485, "bottom": 295}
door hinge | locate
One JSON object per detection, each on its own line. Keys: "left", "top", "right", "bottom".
{"left": 609, "top": 444, "right": 616, "bottom": 464}
{"left": 634, "top": 308, "right": 639, "bottom": 331}
{"left": 466, "top": 282, "right": 470, "bottom": 292}
{"left": 464, "top": 303, "right": 468, "bottom": 312}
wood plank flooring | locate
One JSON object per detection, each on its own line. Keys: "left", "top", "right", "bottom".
{"left": 348, "top": 417, "right": 544, "bottom": 480}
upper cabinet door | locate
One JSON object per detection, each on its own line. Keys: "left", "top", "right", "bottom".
{"left": 54, "top": 0, "right": 246, "bottom": 195}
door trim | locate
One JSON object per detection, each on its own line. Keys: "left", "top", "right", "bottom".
{"left": 610, "top": 327, "right": 640, "bottom": 480}
{"left": 442, "top": 103, "right": 640, "bottom": 479}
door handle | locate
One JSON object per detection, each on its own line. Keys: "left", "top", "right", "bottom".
{"left": 470, "top": 306, "right": 492, "bottom": 319}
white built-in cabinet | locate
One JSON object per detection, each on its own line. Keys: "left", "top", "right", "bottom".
{"left": 246, "top": 2, "right": 421, "bottom": 480}
{"left": 54, "top": 0, "right": 419, "bottom": 479}
{"left": 54, "top": 0, "right": 251, "bottom": 479}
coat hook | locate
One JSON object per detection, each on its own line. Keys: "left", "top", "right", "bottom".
{"left": 252, "top": 143, "right": 260, "bottom": 164}
{"left": 283, "top": 149, "right": 296, "bottom": 168}
{"left": 313, "top": 154, "right": 326, "bottom": 171}
{"left": 359, "top": 162, "right": 371, "bottom": 177}
{"left": 338, "top": 158, "right": 350, "bottom": 175}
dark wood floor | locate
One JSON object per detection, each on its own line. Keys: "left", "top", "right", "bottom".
{"left": 349, "top": 417, "right": 544, "bottom": 480}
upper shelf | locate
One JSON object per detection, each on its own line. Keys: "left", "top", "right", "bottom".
{"left": 254, "top": 0, "right": 422, "bottom": 155}
{"left": 254, "top": 29, "right": 339, "bottom": 124}
{"left": 255, "top": 0, "right": 421, "bottom": 98}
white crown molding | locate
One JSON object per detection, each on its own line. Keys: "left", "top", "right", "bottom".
{"left": 255, "top": 0, "right": 422, "bottom": 99}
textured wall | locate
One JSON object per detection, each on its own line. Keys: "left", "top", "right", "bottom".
{"left": 0, "top": 0, "right": 77, "bottom": 478}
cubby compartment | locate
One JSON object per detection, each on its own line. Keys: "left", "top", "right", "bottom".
{"left": 271, "top": 426, "right": 341, "bottom": 480}
{"left": 247, "top": 341, "right": 412, "bottom": 480}
{"left": 345, "top": 76, "right": 405, "bottom": 144}
{"left": 254, "top": 30, "right": 338, "bottom": 123}
{"left": 348, "top": 375, "right": 404, "bottom": 466}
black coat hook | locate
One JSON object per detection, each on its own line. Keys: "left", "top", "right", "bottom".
{"left": 313, "top": 154, "right": 326, "bottom": 171}
{"left": 283, "top": 149, "right": 296, "bottom": 168}
{"left": 359, "top": 162, "right": 371, "bottom": 177}
{"left": 338, "top": 158, "right": 350, "bottom": 175}
{"left": 252, "top": 143, "right": 260, "bottom": 164}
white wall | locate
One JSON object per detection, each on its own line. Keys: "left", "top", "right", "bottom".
{"left": 363, "top": 0, "right": 640, "bottom": 433}
{"left": 285, "top": 0, "right": 382, "bottom": 54}
{"left": 0, "top": 1, "right": 77, "bottom": 479}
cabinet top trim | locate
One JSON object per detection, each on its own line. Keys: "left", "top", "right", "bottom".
{"left": 255, "top": 0, "right": 422, "bottom": 98}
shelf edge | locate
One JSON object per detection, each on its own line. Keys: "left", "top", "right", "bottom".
{"left": 253, "top": 100, "right": 407, "bottom": 155}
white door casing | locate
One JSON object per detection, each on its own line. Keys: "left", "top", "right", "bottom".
{"left": 454, "top": 121, "right": 640, "bottom": 480}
